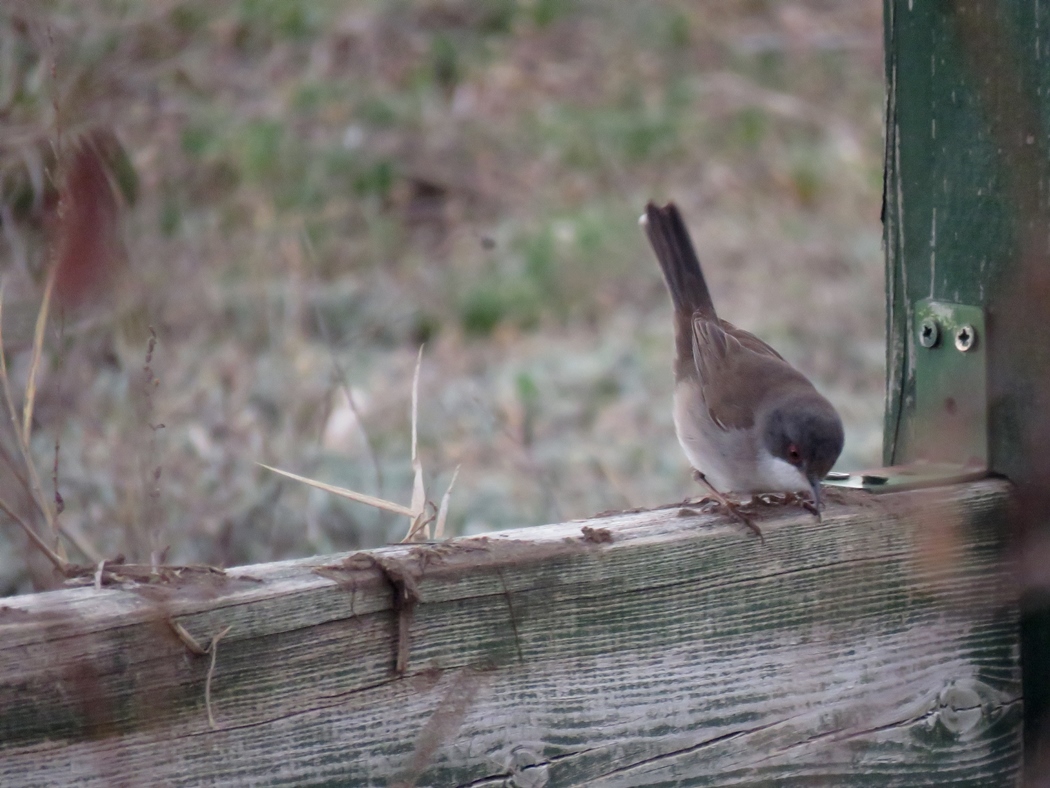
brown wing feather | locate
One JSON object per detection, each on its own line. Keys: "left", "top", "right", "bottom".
{"left": 691, "top": 315, "right": 799, "bottom": 431}
{"left": 717, "top": 319, "right": 784, "bottom": 361}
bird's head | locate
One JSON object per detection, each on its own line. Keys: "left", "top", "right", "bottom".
{"left": 761, "top": 395, "right": 844, "bottom": 508}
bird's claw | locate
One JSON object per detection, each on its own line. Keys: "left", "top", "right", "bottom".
{"left": 690, "top": 469, "right": 764, "bottom": 542}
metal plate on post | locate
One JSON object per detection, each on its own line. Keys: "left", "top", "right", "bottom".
{"left": 911, "top": 299, "right": 987, "bottom": 467}
{"left": 826, "top": 299, "right": 987, "bottom": 492}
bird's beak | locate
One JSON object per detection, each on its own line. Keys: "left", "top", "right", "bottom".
{"left": 808, "top": 476, "right": 823, "bottom": 521}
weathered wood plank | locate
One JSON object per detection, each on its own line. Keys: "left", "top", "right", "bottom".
{"left": 0, "top": 480, "right": 1021, "bottom": 786}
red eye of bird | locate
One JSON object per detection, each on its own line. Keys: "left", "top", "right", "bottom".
{"left": 787, "top": 444, "right": 801, "bottom": 464}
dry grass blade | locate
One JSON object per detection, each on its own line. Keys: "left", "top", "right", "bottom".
{"left": 261, "top": 348, "right": 452, "bottom": 544}
{"left": 403, "top": 510, "right": 431, "bottom": 543}
{"left": 22, "top": 265, "right": 55, "bottom": 444}
{"left": 257, "top": 463, "right": 417, "bottom": 518}
{"left": 411, "top": 345, "right": 423, "bottom": 467}
{"left": 0, "top": 280, "right": 66, "bottom": 562}
{"left": 434, "top": 465, "right": 460, "bottom": 539}
{"left": 407, "top": 345, "right": 427, "bottom": 541}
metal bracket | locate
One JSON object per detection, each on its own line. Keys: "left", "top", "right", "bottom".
{"left": 824, "top": 463, "right": 987, "bottom": 493}
{"left": 826, "top": 299, "right": 987, "bottom": 493}
{"left": 912, "top": 298, "right": 988, "bottom": 466}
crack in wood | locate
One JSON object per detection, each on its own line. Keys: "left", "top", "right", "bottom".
{"left": 753, "top": 695, "right": 1025, "bottom": 765}
{"left": 455, "top": 747, "right": 599, "bottom": 788}
{"left": 591, "top": 721, "right": 783, "bottom": 780}
{"left": 393, "top": 666, "right": 494, "bottom": 787}
{"left": 496, "top": 568, "right": 524, "bottom": 665}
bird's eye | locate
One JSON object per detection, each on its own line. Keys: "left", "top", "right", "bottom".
{"left": 787, "top": 444, "right": 801, "bottom": 465}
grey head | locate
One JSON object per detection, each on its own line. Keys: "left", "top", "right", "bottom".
{"left": 761, "top": 394, "right": 844, "bottom": 508}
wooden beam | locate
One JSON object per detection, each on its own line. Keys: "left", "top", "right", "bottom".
{"left": 0, "top": 480, "right": 1021, "bottom": 786}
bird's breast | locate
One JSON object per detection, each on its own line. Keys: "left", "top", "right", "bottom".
{"left": 672, "top": 381, "right": 808, "bottom": 494}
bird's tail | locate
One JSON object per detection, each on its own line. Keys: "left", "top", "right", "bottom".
{"left": 642, "top": 201, "right": 717, "bottom": 320}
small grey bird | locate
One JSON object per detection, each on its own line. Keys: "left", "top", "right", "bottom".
{"left": 642, "top": 201, "right": 843, "bottom": 524}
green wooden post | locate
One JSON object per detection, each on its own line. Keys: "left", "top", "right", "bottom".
{"left": 883, "top": 0, "right": 1050, "bottom": 777}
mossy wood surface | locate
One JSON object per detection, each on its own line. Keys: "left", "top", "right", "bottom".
{"left": 0, "top": 481, "right": 1020, "bottom": 786}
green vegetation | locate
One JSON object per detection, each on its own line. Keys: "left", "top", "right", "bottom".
{"left": 0, "top": 0, "right": 886, "bottom": 593}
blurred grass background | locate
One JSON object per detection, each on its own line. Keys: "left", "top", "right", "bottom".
{"left": 0, "top": 0, "right": 885, "bottom": 593}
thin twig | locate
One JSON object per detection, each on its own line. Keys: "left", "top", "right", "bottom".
{"left": 168, "top": 619, "right": 207, "bottom": 655}
{"left": 0, "top": 492, "right": 67, "bottom": 572}
{"left": 52, "top": 309, "right": 65, "bottom": 517}
{"left": 0, "top": 433, "right": 30, "bottom": 492}
{"left": 206, "top": 625, "right": 232, "bottom": 730}
{"left": 166, "top": 617, "right": 232, "bottom": 729}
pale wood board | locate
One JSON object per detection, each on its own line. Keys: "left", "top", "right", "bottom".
{"left": 0, "top": 480, "right": 1022, "bottom": 786}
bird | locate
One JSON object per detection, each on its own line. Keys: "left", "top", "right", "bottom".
{"left": 641, "top": 201, "right": 844, "bottom": 534}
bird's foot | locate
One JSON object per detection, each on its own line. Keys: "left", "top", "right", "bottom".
{"left": 691, "top": 470, "right": 764, "bottom": 542}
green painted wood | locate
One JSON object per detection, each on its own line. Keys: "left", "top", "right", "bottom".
{"left": 883, "top": 1, "right": 1050, "bottom": 776}
{"left": 0, "top": 481, "right": 1022, "bottom": 786}
{"left": 883, "top": 0, "right": 1050, "bottom": 472}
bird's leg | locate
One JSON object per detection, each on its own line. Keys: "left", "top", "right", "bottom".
{"left": 799, "top": 495, "right": 822, "bottom": 521}
{"left": 691, "top": 469, "right": 764, "bottom": 542}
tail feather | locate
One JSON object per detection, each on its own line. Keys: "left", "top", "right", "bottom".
{"left": 642, "top": 201, "right": 716, "bottom": 320}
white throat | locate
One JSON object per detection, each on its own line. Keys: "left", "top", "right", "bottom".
{"left": 754, "top": 451, "right": 809, "bottom": 494}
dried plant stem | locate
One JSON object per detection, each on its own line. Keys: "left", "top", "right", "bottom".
{"left": 142, "top": 326, "right": 165, "bottom": 566}
{"left": 406, "top": 346, "right": 427, "bottom": 541}
{"left": 434, "top": 465, "right": 460, "bottom": 539}
{"left": 168, "top": 619, "right": 207, "bottom": 655}
{"left": 51, "top": 308, "right": 65, "bottom": 520}
{"left": 0, "top": 280, "right": 100, "bottom": 564}
{"left": 261, "top": 346, "right": 461, "bottom": 543}
{"left": 0, "top": 438, "right": 29, "bottom": 491}
{"left": 0, "top": 492, "right": 67, "bottom": 572}
{"left": 167, "top": 618, "right": 231, "bottom": 730}
{"left": 5, "top": 270, "right": 57, "bottom": 540}
{"left": 258, "top": 464, "right": 417, "bottom": 518}
{"left": 22, "top": 265, "right": 55, "bottom": 443}
{"left": 0, "top": 280, "right": 58, "bottom": 549}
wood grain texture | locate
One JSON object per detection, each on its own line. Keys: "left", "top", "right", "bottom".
{"left": 0, "top": 481, "right": 1021, "bottom": 786}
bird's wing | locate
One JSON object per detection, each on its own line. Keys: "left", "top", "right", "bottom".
{"left": 718, "top": 319, "right": 785, "bottom": 361}
{"left": 690, "top": 315, "right": 790, "bottom": 431}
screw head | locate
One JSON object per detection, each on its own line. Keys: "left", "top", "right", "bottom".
{"left": 919, "top": 318, "right": 940, "bottom": 348}
{"left": 954, "top": 324, "right": 976, "bottom": 352}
